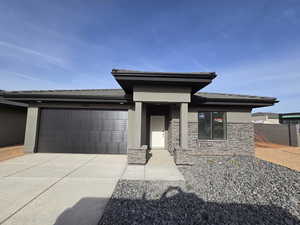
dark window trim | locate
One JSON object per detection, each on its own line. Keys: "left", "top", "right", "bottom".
{"left": 198, "top": 111, "right": 227, "bottom": 140}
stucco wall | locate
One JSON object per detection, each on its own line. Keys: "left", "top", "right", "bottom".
{"left": 127, "top": 103, "right": 147, "bottom": 148}
{"left": 24, "top": 107, "right": 39, "bottom": 153}
{"left": 127, "top": 107, "right": 135, "bottom": 148}
{"left": 133, "top": 86, "right": 191, "bottom": 103}
{"left": 0, "top": 105, "right": 27, "bottom": 147}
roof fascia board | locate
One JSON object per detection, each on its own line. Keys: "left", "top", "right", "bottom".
{"left": 3, "top": 93, "right": 130, "bottom": 100}
{"left": 0, "top": 98, "right": 28, "bottom": 107}
{"left": 4, "top": 97, "right": 129, "bottom": 103}
{"left": 114, "top": 76, "right": 213, "bottom": 83}
{"left": 112, "top": 70, "right": 216, "bottom": 79}
{"left": 194, "top": 101, "right": 275, "bottom": 107}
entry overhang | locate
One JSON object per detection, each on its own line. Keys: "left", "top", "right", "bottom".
{"left": 133, "top": 86, "right": 191, "bottom": 103}
{"left": 112, "top": 69, "right": 217, "bottom": 94}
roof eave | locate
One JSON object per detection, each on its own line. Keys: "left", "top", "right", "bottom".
{"left": 3, "top": 92, "right": 130, "bottom": 100}
{"left": 191, "top": 96, "right": 278, "bottom": 108}
{"left": 4, "top": 97, "right": 130, "bottom": 104}
{"left": 0, "top": 98, "right": 28, "bottom": 107}
{"left": 112, "top": 70, "right": 217, "bottom": 94}
{"left": 112, "top": 69, "right": 217, "bottom": 78}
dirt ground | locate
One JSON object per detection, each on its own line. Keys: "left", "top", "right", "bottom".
{"left": 1, "top": 143, "right": 299, "bottom": 172}
{"left": 256, "top": 142, "right": 300, "bottom": 171}
{"left": 0, "top": 145, "right": 24, "bottom": 162}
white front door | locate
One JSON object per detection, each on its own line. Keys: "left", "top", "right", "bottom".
{"left": 150, "top": 115, "right": 165, "bottom": 149}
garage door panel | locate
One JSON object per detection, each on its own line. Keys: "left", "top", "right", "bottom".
{"left": 37, "top": 109, "right": 128, "bottom": 154}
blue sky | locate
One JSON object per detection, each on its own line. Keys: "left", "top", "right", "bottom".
{"left": 0, "top": 0, "right": 299, "bottom": 113}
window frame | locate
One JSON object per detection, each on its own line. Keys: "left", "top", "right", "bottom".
{"left": 198, "top": 111, "right": 227, "bottom": 140}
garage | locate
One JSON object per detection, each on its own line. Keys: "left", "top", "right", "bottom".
{"left": 36, "top": 109, "right": 128, "bottom": 154}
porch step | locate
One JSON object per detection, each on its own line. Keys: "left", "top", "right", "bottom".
{"left": 0, "top": 145, "right": 24, "bottom": 162}
{"left": 122, "top": 150, "right": 185, "bottom": 181}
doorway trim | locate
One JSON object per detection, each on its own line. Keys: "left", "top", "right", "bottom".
{"left": 150, "top": 115, "right": 165, "bottom": 149}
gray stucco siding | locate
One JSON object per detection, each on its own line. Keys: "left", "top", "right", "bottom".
{"left": 24, "top": 107, "right": 39, "bottom": 153}
{"left": 127, "top": 107, "right": 135, "bottom": 148}
{"left": 133, "top": 86, "right": 191, "bottom": 103}
{"left": 0, "top": 105, "right": 27, "bottom": 147}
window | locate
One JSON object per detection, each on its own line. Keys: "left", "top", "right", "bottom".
{"left": 198, "top": 112, "right": 227, "bottom": 139}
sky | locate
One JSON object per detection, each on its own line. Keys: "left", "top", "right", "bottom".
{"left": 0, "top": 0, "right": 299, "bottom": 113}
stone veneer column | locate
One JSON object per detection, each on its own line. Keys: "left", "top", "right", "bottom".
{"left": 180, "top": 102, "right": 188, "bottom": 149}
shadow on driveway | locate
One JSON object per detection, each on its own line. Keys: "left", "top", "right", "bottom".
{"left": 53, "top": 186, "right": 299, "bottom": 225}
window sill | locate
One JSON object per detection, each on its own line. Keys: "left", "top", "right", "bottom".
{"left": 198, "top": 139, "right": 227, "bottom": 142}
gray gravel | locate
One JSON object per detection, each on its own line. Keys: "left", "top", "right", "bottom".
{"left": 99, "top": 156, "right": 300, "bottom": 225}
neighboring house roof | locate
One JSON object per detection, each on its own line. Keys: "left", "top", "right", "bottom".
{"left": 1, "top": 88, "right": 278, "bottom": 107}
{"left": 279, "top": 113, "right": 300, "bottom": 119}
{"left": 252, "top": 112, "right": 279, "bottom": 119}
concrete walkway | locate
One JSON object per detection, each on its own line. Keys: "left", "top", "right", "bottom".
{"left": 122, "top": 150, "right": 184, "bottom": 181}
{"left": 0, "top": 153, "right": 127, "bottom": 225}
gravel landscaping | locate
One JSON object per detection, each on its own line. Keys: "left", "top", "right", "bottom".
{"left": 99, "top": 156, "right": 300, "bottom": 225}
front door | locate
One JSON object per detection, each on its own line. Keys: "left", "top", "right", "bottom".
{"left": 150, "top": 115, "right": 165, "bottom": 149}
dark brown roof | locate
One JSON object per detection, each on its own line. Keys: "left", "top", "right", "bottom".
{"left": 112, "top": 69, "right": 217, "bottom": 77}
{"left": 5, "top": 89, "right": 126, "bottom": 97}
{"left": 112, "top": 69, "right": 217, "bottom": 94}
{"left": 195, "top": 92, "right": 277, "bottom": 101}
{"left": 2, "top": 88, "right": 278, "bottom": 107}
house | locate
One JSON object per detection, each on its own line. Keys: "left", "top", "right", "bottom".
{"left": 252, "top": 112, "right": 279, "bottom": 124}
{"left": 0, "top": 93, "right": 27, "bottom": 147}
{"left": 1, "top": 69, "right": 278, "bottom": 164}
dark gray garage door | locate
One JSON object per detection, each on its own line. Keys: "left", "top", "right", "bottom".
{"left": 37, "top": 109, "right": 127, "bottom": 154}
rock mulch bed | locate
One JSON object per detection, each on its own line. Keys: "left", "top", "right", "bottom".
{"left": 99, "top": 156, "right": 300, "bottom": 225}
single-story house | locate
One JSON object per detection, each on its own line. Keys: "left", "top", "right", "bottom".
{"left": 1, "top": 69, "right": 278, "bottom": 164}
{"left": 252, "top": 112, "right": 279, "bottom": 124}
{"left": 0, "top": 93, "right": 28, "bottom": 147}
{"left": 279, "top": 113, "right": 300, "bottom": 125}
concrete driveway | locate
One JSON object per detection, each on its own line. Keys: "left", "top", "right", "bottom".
{"left": 0, "top": 153, "right": 127, "bottom": 225}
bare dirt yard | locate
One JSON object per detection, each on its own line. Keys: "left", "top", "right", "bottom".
{"left": 256, "top": 142, "right": 300, "bottom": 171}
{"left": 0, "top": 145, "right": 24, "bottom": 162}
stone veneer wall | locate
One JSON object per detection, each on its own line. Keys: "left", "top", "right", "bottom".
{"left": 168, "top": 107, "right": 255, "bottom": 157}
{"left": 168, "top": 106, "right": 180, "bottom": 155}
{"left": 127, "top": 145, "right": 148, "bottom": 164}
{"left": 168, "top": 120, "right": 180, "bottom": 155}
{"left": 188, "top": 122, "right": 255, "bottom": 156}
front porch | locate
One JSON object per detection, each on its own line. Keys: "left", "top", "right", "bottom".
{"left": 127, "top": 101, "right": 193, "bottom": 165}
{"left": 111, "top": 69, "right": 217, "bottom": 165}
